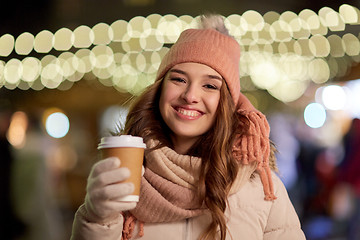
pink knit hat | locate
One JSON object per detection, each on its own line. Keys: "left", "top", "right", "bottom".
{"left": 155, "top": 22, "right": 276, "bottom": 201}
{"left": 156, "top": 28, "right": 241, "bottom": 104}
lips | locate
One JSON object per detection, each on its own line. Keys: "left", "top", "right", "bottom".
{"left": 174, "top": 107, "right": 203, "bottom": 118}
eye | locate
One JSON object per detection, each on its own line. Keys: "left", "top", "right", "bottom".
{"left": 170, "top": 77, "right": 186, "bottom": 83}
{"left": 204, "top": 84, "right": 219, "bottom": 90}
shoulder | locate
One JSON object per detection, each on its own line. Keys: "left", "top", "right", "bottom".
{"left": 227, "top": 171, "right": 295, "bottom": 217}
{"left": 230, "top": 171, "right": 286, "bottom": 200}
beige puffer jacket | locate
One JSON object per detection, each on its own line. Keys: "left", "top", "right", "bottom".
{"left": 71, "top": 171, "right": 306, "bottom": 240}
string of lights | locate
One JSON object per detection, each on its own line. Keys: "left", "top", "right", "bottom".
{"left": 0, "top": 4, "right": 359, "bottom": 103}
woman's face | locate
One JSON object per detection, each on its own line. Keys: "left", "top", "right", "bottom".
{"left": 159, "top": 62, "right": 222, "bottom": 153}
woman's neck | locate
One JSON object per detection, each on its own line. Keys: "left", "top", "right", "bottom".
{"left": 170, "top": 135, "right": 198, "bottom": 155}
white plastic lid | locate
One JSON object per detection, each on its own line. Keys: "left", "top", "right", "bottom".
{"left": 97, "top": 135, "right": 146, "bottom": 149}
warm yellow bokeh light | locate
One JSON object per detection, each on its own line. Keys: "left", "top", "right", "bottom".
{"left": 158, "top": 14, "right": 183, "bottom": 43}
{"left": 327, "top": 35, "right": 345, "bottom": 57}
{"left": 53, "top": 28, "right": 74, "bottom": 51}
{"left": 92, "top": 23, "right": 113, "bottom": 45}
{"left": 74, "top": 49, "right": 92, "bottom": 73}
{"left": 263, "top": 11, "right": 280, "bottom": 25}
{"left": 34, "top": 30, "right": 54, "bottom": 53}
{"left": 40, "top": 57, "right": 63, "bottom": 89}
{"left": 146, "top": 13, "right": 162, "bottom": 28}
{"left": 73, "top": 25, "right": 94, "bottom": 48}
{"left": 15, "top": 32, "right": 34, "bottom": 55}
{"left": 226, "top": 14, "right": 245, "bottom": 37}
{"left": 139, "top": 29, "right": 164, "bottom": 51}
{"left": 93, "top": 61, "right": 116, "bottom": 80}
{"left": 179, "top": 15, "right": 196, "bottom": 29}
{"left": 309, "top": 34, "right": 330, "bottom": 57}
{"left": 113, "top": 70, "right": 138, "bottom": 92}
{"left": 242, "top": 10, "right": 265, "bottom": 31}
{"left": 280, "top": 53, "right": 309, "bottom": 81}
{"left": 299, "top": 9, "right": 320, "bottom": 30}
{"left": 127, "top": 16, "right": 151, "bottom": 38}
{"left": 122, "top": 37, "right": 143, "bottom": 53}
{"left": 270, "top": 20, "right": 293, "bottom": 42}
{"left": 268, "top": 78, "right": 308, "bottom": 102}
{"left": 4, "top": 58, "right": 22, "bottom": 85}
{"left": 0, "top": 34, "right": 15, "bottom": 57}
{"left": 249, "top": 54, "right": 280, "bottom": 90}
{"left": 58, "top": 52, "right": 77, "bottom": 78}
{"left": 111, "top": 20, "right": 130, "bottom": 42}
{"left": 342, "top": 33, "right": 360, "bottom": 56}
{"left": 293, "top": 38, "right": 313, "bottom": 57}
{"left": 0, "top": 61, "right": 5, "bottom": 85}
{"left": 21, "top": 57, "right": 41, "bottom": 83}
{"left": 6, "top": 111, "right": 28, "bottom": 149}
{"left": 0, "top": 10, "right": 359, "bottom": 99}
{"left": 319, "top": 7, "right": 345, "bottom": 31}
{"left": 308, "top": 58, "right": 330, "bottom": 84}
{"left": 339, "top": 4, "right": 360, "bottom": 24}
{"left": 90, "top": 45, "right": 114, "bottom": 69}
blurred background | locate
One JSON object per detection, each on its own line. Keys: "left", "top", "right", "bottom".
{"left": 1, "top": 0, "right": 360, "bottom": 239}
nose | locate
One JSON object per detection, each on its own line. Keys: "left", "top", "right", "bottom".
{"left": 181, "top": 84, "right": 200, "bottom": 104}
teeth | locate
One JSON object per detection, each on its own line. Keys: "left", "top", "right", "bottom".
{"left": 177, "top": 108, "right": 200, "bottom": 117}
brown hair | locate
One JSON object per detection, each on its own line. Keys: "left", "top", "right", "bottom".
{"left": 124, "top": 77, "right": 250, "bottom": 240}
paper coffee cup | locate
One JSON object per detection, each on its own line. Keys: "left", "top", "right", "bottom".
{"left": 98, "top": 135, "right": 146, "bottom": 202}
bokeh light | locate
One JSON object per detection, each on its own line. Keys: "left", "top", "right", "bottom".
{"left": 73, "top": 25, "right": 94, "bottom": 48}
{"left": 304, "top": 102, "right": 327, "bottom": 128}
{"left": 322, "top": 85, "right": 347, "bottom": 110}
{"left": 45, "top": 111, "right": 70, "bottom": 138}
{"left": 53, "top": 28, "right": 73, "bottom": 51}
{"left": 6, "top": 111, "right": 28, "bottom": 149}
{"left": 0, "top": 8, "right": 359, "bottom": 98}
{"left": 15, "top": 32, "right": 34, "bottom": 55}
{"left": 34, "top": 30, "right": 54, "bottom": 53}
{"left": 344, "top": 79, "right": 360, "bottom": 118}
{"left": 0, "top": 34, "right": 15, "bottom": 57}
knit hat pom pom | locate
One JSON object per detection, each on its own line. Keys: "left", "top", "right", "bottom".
{"left": 199, "top": 14, "right": 230, "bottom": 36}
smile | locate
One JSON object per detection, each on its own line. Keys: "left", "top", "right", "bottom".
{"left": 176, "top": 107, "right": 202, "bottom": 118}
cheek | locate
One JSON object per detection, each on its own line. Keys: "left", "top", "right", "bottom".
{"left": 158, "top": 85, "right": 172, "bottom": 119}
{"left": 208, "top": 95, "right": 221, "bottom": 114}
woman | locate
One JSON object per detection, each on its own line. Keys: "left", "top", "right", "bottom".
{"left": 71, "top": 15, "right": 306, "bottom": 240}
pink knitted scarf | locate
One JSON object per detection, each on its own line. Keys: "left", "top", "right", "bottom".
{"left": 130, "top": 143, "right": 205, "bottom": 220}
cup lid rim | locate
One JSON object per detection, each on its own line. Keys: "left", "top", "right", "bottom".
{"left": 98, "top": 135, "right": 146, "bottom": 149}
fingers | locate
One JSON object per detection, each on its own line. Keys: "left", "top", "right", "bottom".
{"left": 90, "top": 182, "right": 135, "bottom": 201}
{"left": 94, "top": 200, "right": 137, "bottom": 216}
{"left": 84, "top": 157, "right": 140, "bottom": 222}
{"left": 91, "top": 167, "right": 131, "bottom": 189}
{"left": 85, "top": 191, "right": 137, "bottom": 221}
{"left": 91, "top": 157, "right": 121, "bottom": 178}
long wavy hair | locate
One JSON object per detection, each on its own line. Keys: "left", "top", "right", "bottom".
{"left": 123, "top": 75, "right": 250, "bottom": 240}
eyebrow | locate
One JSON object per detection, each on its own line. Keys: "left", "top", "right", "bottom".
{"left": 169, "top": 68, "right": 223, "bottom": 82}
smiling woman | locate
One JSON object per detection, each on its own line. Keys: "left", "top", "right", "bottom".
{"left": 71, "top": 14, "right": 306, "bottom": 240}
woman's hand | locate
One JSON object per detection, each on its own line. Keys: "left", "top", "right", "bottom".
{"left": 84, "top": 157, "right": 137, "bottom": 223}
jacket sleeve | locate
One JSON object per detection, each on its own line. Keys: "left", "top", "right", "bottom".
{"left": 70, "top": 204, "right": 124, "bottom": 240}
{"left": 264, "top": 173, "right": 306, "bottom": 240}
